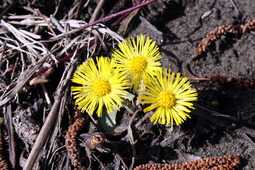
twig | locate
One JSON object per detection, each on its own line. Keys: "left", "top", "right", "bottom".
{"left": 33, "top": 40, "right": 94, "bottom": 77}
{"left": 36, "top": 9, "right": 56, "bottom": 36}
{"left": 128, "top": 110, "right": 139, "bottom": 170}
{"left": 23, "top": 56, "right": 78, "bottom": 170}
{"left": 195, "top": 104, "right": 239, "bottom": 122}
{"left": 111, "top": 0, "right": 143, "bottom": 27}
{"left": 4, "top": 105, "right": 15, "bottom": 167}
{"left": 0, "top": 39, "right": 95, "bottom": 99}
{"left": 41, "top": 84, "right": 52, "bottom": 108}
{"left": 115, "top": 0, "right": 143, "bottom": 34}
{"left": 45, "top": 80, "right": 70, "bottom": 164}
{"left": 230, "top": 0, "right": 241, "bottom": 16}
{"left": 89, "top": 0, "right": 106, "bottom": 23}
{"left": 0, "top": 0, "right": 16, "bottom": 19}
{"left": 45, "top": 0, "right": 157, "bottom": 42}
{"left": 50, "top": 15, "right": 65, "bottom": 33}
{"left": 135, "top": 111, "right": 153, "bottom": 129}
{"left": 118, "top": 7, "right": 140, "bottom": 35}
{"left": 0, "top": 55, "right": 47, "bottom": 107}
{"left": 23, "top": 94, "right": 62, "bottom": 170}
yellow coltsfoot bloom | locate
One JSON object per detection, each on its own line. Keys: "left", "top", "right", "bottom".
{"left": 112, "top": 35, "right": 162, "bottom": 90}
{"left": 71, "top": 57, "right": 128, "bottom": 117}
{"left": 138, "top": 68, "right": 198, "bottom": 129}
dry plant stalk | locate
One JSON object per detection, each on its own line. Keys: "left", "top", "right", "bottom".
{"left": 0, "top": 133, "right": 9, "bottom": 169}
{"left": 134, "top": 154, "right": 240, "bottom": 170}
{"left": 202, "top": 75, "right": 254, "bottom": 88}
{"left": 194, "top": 17, "right": 255, "bottom": 57}
{"left": 65, "top": 110, "right": 86, "bottom": 169}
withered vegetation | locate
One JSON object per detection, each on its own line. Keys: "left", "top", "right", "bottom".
{"left": 0, "top": 0, "right": 254, "bottom": 169}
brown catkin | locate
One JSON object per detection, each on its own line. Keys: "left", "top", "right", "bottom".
{"left": 65, "top": 110, "right": 86, "bottom": 169}
{"left": 201, "top": 75, "right": 254, "bottom": 88}
{"left": 134, "top": 154, "right": 240, "bottom": 170}
{"left": 194, "top": 17, "right": 255, "bottom": 56}
{"left": 0, "top": 134, "right": 9, "bottom": 169}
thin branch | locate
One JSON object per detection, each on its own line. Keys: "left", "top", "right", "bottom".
{"left": 44, "top": 0, "right": 157, "bottom": 42}
{"left": 89, "top": 0, "right": 106, "bottom": 23}
{"left": 23, "top": 58, "right": 78, "bottom": 170}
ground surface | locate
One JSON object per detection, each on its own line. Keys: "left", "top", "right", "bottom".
{"left": 128, "top": 0, "right": 255, "bottom": 169}
{"left": 0, "top": 0, "right": 255, "bottom": 169}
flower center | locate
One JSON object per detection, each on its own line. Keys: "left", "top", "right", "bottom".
{"left": 130, "top": 56, "right": 148, "bottom": 73}
{"left": 92, "top": 78, "right": 111, "bottom": 96}
{"left": 157, "top": 90, "right": 176, "bottom": 108}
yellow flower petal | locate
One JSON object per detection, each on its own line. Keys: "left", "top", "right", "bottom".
{"left": 71, "top": 57, "right": 128, "bottom": 117}
{"left": 138, "top": 68, "right": 197, "bottom": 129}
{"left": 112, "top": 35, "right": 162, "bottom": 90}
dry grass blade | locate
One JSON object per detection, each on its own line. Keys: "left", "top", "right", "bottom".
{"left": 4, "top": 105, "right": 15, "bottom": 167}
{"left": 128, "top": 110, "right": 139, "bottom": 170}
{"left": 0, "top": 56, "right": 47, "bottom": 107}
{"left": 89, "top": 0, "right": 106, "bottom": 23}
{"left": 1, "top": 20, "right": 50, "bottom": 62}
{"left": 47, "top": 0, "right": 157, "bottom": 41}
{"left": 23, "top": 57, "right": 78, "bottom": 170}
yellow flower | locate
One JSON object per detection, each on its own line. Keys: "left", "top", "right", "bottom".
{"left": 138, "top": 68, "right": 198, "bottom": 129}
{"left": 112, "top": 35, "right": 162, "bottom": 90}
{"left": 71, "top": 57, "right": 128, "bottom": 117}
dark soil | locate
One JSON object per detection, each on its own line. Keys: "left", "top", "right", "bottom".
{"left": 127, "top": 0, "right": 255, "bottom": 169}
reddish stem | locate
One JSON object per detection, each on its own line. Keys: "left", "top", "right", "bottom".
{"left": 33, "top": 40, "right": 93, "bottom": 77}
{"left": 111, "top": 12, "right": 131, "bottom": 27}
{"left": 44, "top": 0, "right": 157, "bottom": 41}
{"left": 0, "top": 0, "right": 157, "bottom": 96}
{"left": 0, "top": 39, "right": 94, "bottom": 96}
{"left": 111, "top": 0, "right": 144, "bottom": 27}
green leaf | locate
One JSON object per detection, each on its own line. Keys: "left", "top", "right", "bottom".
{"left": 98, "top": 107, "right": 118, "bottom": 132}
{"left": 123, "top": 92, "right": 135, "bottom": 101}
{"left": 98, "top": 93, "right": 135, "bottom": 132}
